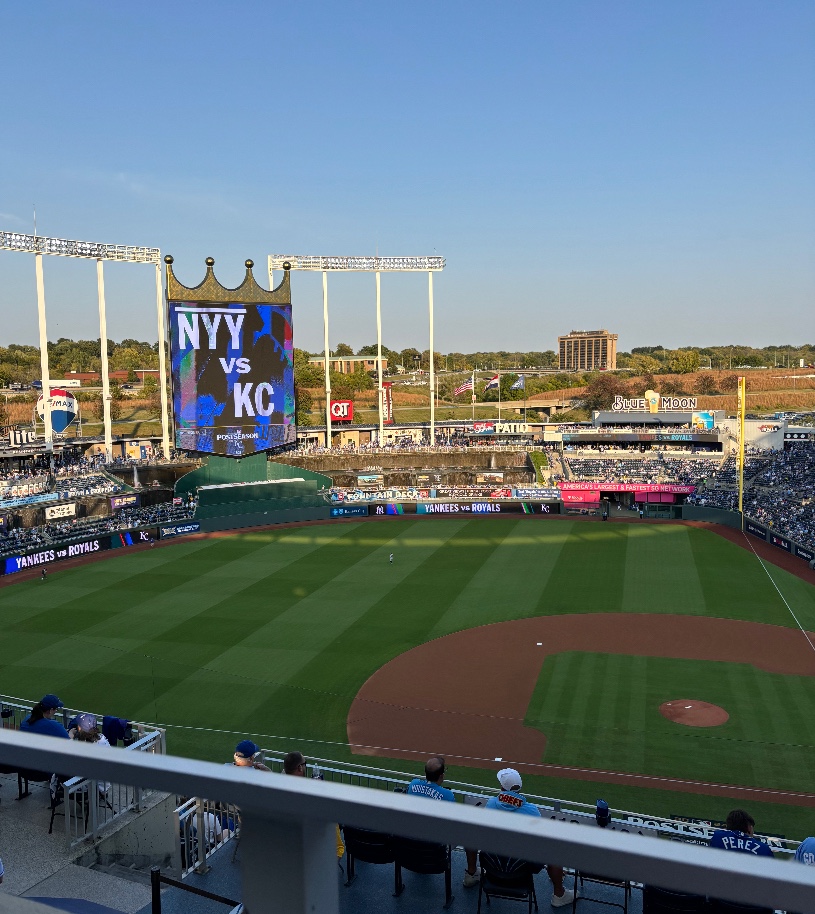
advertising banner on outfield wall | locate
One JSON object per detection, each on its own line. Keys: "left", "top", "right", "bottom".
{"left": 331, "top": 505, "right": 368, "bottom": 518}
{"left": 745, "top": 520, "right": 767, "bottom": 540}
{"left": 110, "top": 494, "right": 140, "bottom": 510}
{"left": 368, "top": 502, "right": 556, "bottom": 516}
{"left": 769, "top": 533, "right": 792, "bottom": 553}
{"left": 513, "top": 487, "right": 562, "bottom": 500}
{"left": 795, "top": 544, "right": 815, "bottom": 563}
{"left": 1, "top": 528, "right": 157, "bottom": 576}
{"left": 562, "top": 491, "right": 602, "bottom": 504}
{"left": 159, "top": 522, "right": 201, "bottom": 539}
{"left": 558, "top": 482, "right": 696, "bottom": 494}
{"left": 44, "top": 503, "right": 76, "bottom": 520}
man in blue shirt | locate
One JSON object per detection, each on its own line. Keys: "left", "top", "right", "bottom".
{"left": 485, "top": 769, "right": 575, "bottom": 907}
{"left": 19, "top": 694, "right": 69, "bottom": 739}
{"left": 407, "top": 756, "right": 455, "bottom": 802}
{"left": 794, "top": 836, "right": 815, "bottom": 866}
{"left": 709, "top": 810, "right": 773, "bottom": 858}
{"left": 407, "top": 756, "right": 479, "bottom": 887}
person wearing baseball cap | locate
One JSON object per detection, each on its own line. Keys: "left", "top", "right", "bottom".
{"left": 232, "top": 740, "right": 271, "bottom": 771}
{"left": 19, "top": 694, "right": 70, "bottom": 739}
{"left": 486, "top": 768, "right": 574, "bottom": 908}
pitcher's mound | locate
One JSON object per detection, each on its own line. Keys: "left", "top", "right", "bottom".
{"left": 659, "top": 700, "right": 729, "bottom": 727}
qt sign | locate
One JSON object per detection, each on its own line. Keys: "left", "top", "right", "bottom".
{"left": 330, "top": 400, "right": 353, "bottom": 421}
{"left": 36, "top": 388, "right": 78, "bottom": 434}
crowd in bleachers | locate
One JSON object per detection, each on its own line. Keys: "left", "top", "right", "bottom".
{"left": 564, "top": 455, "right": 721, "bottom": 485}
{"left": 0, "top": 500, "right": 197, "bottom": 557}
{"left": 688, "top": 443, "right": 815, "bottom": 549}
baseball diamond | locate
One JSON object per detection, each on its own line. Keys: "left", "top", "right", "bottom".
{"left": 2, "top": 515, "right": 815, "bottom": 839}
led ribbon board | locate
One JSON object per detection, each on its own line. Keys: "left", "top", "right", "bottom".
{"left": 166, "top": 257, "right": 295, "bottom": 457}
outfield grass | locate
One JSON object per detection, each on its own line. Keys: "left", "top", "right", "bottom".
{"left": 1, "top": 518, "right": 814, "bottom": 835}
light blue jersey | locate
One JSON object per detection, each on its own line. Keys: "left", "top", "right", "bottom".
{"left": 407, "top": 778, "right": 455, "bottom": 802}
{"left": 794, "top": 837, "right": 815, "bottom": 866}
{"left": 486, "top": 790, "right": 541, "bottom": 817}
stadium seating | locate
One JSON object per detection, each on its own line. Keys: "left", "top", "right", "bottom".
{"left": 477, "top": 852, "right": 539, "bottom": 913}
{"left": 393, "top": 835, "right": 454, "bottom": 908}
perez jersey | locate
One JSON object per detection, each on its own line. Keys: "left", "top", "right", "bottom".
{"left": 710, "top": 830, "right": 773, "bottom": 857}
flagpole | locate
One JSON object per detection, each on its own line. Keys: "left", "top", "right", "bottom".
{"left": 498, "top": 370, "right": 502, "bottom": 421}
{"left": 472, "top": 369, "right": 475, "bottom": 422}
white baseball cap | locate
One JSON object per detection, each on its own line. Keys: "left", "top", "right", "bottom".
{"left": 497, "top": 768, "right": 522, "bottom": 791}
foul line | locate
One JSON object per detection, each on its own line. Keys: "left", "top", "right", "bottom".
{"left": 741, "top": 529, "right": 815, "bottom": 655}
{"left": 151, "top": 720, "right": 815, "bottom": 802}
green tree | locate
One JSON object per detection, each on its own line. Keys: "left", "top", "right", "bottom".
{"left": 628, "top": 354, "right": 663, "bottom": 375}
{"left": 669, "top": 350, "right": 701, "bottom": 374}
{"left": 333, "top": 342, "right": 354, "bottom": 357}
{"left": 694, "top": 374, "right": 718, "bottom": 395}
{"left": 582, "top": 374, "right": 631, "bottom": 412}
{"left": 295, "top": 386, "right": 313, "bottom": 425}
{"left": 108, "top": 381, "right": 123, "bottom": 421}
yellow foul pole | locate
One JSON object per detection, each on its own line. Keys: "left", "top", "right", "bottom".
{"left": 737, "top": 375, "right": 746, "bottom": 515}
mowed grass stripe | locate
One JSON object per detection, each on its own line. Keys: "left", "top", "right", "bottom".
{"left": 59, "top": 523, "right": 407, "bottom": 717}
{"left": 0, "top": 528, "right": 352, "bottom": 682}
{"left": 623, "top": 525, "right": 706, "bottom": 615}
{"left": 430, "top": 519, "right": 572, "bottom": 638}
{"left": 153, "top": 520, "right": 475, "bottom": 752}
{"left": 686, "top": 528, "right": 804, "bottom": 628}
{"left": 525, "top": 652, "right": 815, "bottom": 791}
{"left": 6, "top": 524, "right": 378, "bottom": 717}
{"left": 154, "top": 520, "right": 469, "bottom": 732}
{"left": 536, "top": 524, "right": 629, "bottom": 616}
{"left": 261, "top": 519, "right": 525, "bottom": 745}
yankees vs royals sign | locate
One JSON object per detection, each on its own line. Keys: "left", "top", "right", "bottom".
{"left": 167, "top": 257, "right": 295, "bottom": 456}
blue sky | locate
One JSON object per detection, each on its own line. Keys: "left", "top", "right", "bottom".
{"left": 1, "top": 1, "right": 813, "bottom": 354}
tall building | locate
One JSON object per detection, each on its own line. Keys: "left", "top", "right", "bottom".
{"left": 558, "top": 330, "right": 618, "bottom": 371}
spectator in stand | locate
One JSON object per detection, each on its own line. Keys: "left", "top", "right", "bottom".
{"left": 485, "top": 768, "right": 574, "bottom": 907}
{"left": 794, "top": 835, "right": 815, "bottom": 866}
{"left": 283, "top": 751, "right": 345, "bottom": 860}
{"left": 232, "top": 740, "right": 271, "bottom": 771}
{"left": 709, "top": 809, "right": 773, "bottom": 857}
{"left": 69, "top": 712, "right": 112, "bottom": 795}
{"left": 19, "top": 694, "right": 69, "bottom": 738}
{"left": 406, "top": 755, "right": 480, "bottom": 887}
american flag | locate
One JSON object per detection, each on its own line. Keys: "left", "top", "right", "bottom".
{"left": 454, "top": 378, "right": 474, "bottom": 396}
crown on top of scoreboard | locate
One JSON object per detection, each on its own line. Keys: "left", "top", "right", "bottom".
{"left": 164, "top": 256, "right": 290, "bottom": 304}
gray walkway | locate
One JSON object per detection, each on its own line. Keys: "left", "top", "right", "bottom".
{"left": 138, "top": 839, "right": 643, "bottom": 914}
{"left": 0, "top": 772, "right": 151, "bottom": 914}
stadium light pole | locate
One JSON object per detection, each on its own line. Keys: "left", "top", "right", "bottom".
{"left": 154, "top": 264, "right": 171, "bottom": 459}
{"left": 269, "top": 255, "right": 445, "bottom": 447}
{"left": 428, "top": 270, "right": 435, "bottom": 441}
{"left": 0, "top": 231, "right": 165, "bottom": 461}
{"left": 96, "top": 259, "right": 113, "bottom": 460}
{"left": 34, "top": 253, "right": 54, "bottom": 449}
{"left": 322, "top": 271, "right": 332, "bottom": 446}
{"left": 375, "top": 271, "right": 384, "bottom": 443}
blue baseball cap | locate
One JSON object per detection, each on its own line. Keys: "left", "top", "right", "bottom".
{"left": 40, "top": 694, "right": 64, "bottom": 710}
{"left": 235, "top": 740, "right": 260, "bottom": 759}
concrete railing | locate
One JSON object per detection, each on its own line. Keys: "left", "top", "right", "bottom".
{"left": 2, "top": 730, "right": 815, "bottom": 914}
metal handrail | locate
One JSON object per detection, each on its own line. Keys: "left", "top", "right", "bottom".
{"left": 2, "top": 729, "right": 814, "bottom": 914}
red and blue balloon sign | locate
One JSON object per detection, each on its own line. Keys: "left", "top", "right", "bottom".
{"left": 36, "top": 388, "right": 79, "bottom": 434}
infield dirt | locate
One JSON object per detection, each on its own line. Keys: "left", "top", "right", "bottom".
{"left": 348, "top": 613, "right": 815, "bottom": 806}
